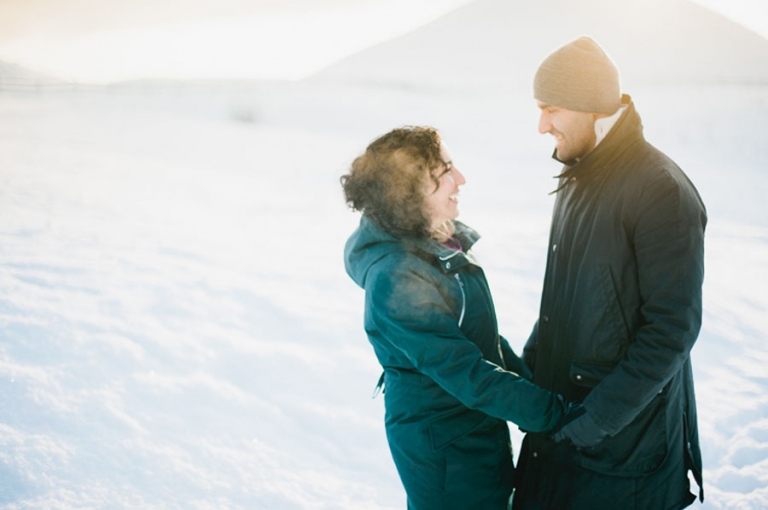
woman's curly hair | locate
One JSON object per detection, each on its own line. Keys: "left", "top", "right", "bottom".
{"left": 341, "top": 126, "right": 444, "bottom": 237}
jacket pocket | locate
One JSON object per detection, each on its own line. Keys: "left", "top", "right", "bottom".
{"left": 569, "top": 361, "right": 615, "bottom": 402}
{"left": 578, "top": 393, "right": 668, "bottom": 476}
{"left": 428, "top": 408, "right": 493, "bottom": 451}
{"left": 569, "top": 361, "right": 669, "bottom": 475}
{"left": 439, "top": 419, "right": 514, "bottom": 509}
{"left": 580, "top": 265, "right": 631, "bottom": 361}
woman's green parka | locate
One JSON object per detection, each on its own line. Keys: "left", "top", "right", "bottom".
{"left": 345, "top": 216, "right": 564, "bottom": 509}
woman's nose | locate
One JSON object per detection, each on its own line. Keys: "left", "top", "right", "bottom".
{"left": 454, "top": 168, "right": 466, "bottom": 186}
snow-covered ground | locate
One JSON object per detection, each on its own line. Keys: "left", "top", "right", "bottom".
{"left": 0, "top": 77, "right": 766, "bottom": 509}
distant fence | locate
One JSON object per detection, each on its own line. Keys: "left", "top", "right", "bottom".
{"left": 0, "top": 76, "right": 270, "bottom": 97}
{"left": 0, "top": 77, "right": 84, "bottom": 93}
{"left": 0, "top": 76, "right": 168, "bottom": 95}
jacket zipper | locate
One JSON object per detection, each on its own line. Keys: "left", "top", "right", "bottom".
{"left": 454, "top": 273, "right": 466, "bottom": 327}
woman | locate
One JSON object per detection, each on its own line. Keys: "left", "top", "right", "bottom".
{"left": 342, "top": 126, "right": 565, "bottom": 509}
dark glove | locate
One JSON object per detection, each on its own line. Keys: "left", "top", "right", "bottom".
{"left": 551, "top": 404, "right": 608, "bottom": 448}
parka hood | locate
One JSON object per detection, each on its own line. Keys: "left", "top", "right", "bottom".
{"left": 344, "top": 217, "right": 404, "bottom": 288}
{"left": 344, "top": 216, "right": 480, "bottom": 288}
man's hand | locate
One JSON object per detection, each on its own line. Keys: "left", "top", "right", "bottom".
{"left": 551, "top": 407, "right": 609, "bottom": 448}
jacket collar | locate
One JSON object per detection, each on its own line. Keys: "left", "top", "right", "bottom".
{"left": 594, "top": 103, "right": 626, "bottom": 147}
{"left": 408, "top": 221, "right": 481, "bottom": 273}
{"left": 344, "top": 216, "right": 481, "bottom": 287}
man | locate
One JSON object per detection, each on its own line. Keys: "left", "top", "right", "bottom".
{"left": 513, "top": 36, "right": 706, "bottom": 509}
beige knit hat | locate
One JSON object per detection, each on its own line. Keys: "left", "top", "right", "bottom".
{"left": 534, "top": 36, "right": 621, "bottom": 114}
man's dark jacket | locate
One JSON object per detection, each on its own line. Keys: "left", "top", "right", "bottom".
{"left": 514, "top": 96, "right": 706, "bottom": 509}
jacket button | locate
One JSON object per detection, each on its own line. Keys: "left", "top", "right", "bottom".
{"left": 532, "top": 452, "right": 538, "bottom": 458}
{"left": 575, "top": 374, "right": 583, "bottom": 381}
{"left": 542, "top": 315, "right": 549, "bottom": 323}
{"left": 445, "top": 262, "right": 451, "bottom": 269}
{"left": 552, "top": 244, "right": 558, "bottom": 252}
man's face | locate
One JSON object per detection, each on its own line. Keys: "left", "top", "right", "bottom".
{"left": 537, "top": 100, "right": 599, "bottom": 162}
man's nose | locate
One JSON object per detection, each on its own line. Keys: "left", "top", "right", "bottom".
{"left": 538, "top": 112, "right": 551, "bottom": 134}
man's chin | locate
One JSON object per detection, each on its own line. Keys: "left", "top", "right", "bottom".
{"left": 555, "top": 147, "right": 578, "bottom": 163}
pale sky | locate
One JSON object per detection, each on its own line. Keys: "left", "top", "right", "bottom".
{"left": 0, "top": 0, "right": 765, "bottom": 84}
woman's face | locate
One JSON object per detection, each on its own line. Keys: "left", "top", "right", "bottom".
{"left": 424, "top": 143, "right": 466, "bottom": 233}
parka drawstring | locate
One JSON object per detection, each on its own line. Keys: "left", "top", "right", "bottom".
{"left": 372, "top": 371, "right": 385, "bottom": 399}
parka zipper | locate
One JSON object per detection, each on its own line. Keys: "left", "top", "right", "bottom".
{"left": 454, "top": 273, "right": 466, "bottom": 328}
{"left": 438, "top": 251, "right": 466, "bottom": 327}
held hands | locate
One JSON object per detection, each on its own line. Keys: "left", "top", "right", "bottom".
{"left": 550, "top": 402, "right": 609, "bottom": 448}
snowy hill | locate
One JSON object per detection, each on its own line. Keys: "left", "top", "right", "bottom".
{"left": 310, "top": 0, "right": 768, "bottom": 91}
{"left": 0, "top": 60, "right": 63, "bottom": 89}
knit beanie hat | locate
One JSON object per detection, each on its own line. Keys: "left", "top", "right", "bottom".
{"left": 534, "top": 36, "right": 621, "bottom": 114}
